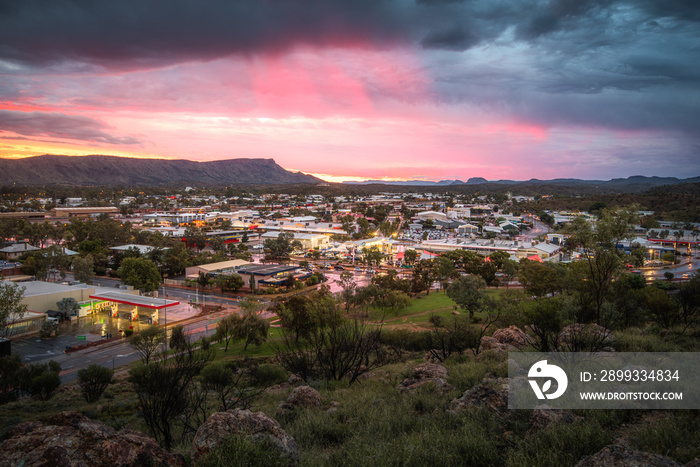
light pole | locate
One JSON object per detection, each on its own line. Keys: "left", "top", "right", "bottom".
{"left": 162, "top": 285, "right": 167, "bottom": 346}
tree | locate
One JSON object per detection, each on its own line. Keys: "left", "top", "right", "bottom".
{"left": 130, "top": 326, "right": 166, "bottom": 365}
{"left": 18, "top": 360, "right": 61, "bottom": 401}
{"left": 518, "top": 260, "right": 565, "bottom": 298}
{"left": 214, "top": 274, "right": 244, "bottom": 293}
{"left": 522, "top": 297, "right": 563, "bottom": 352}
{"left": 275, "top": 296, "right": 316, "bottom": 342}
{"left": 0, "top": 283, "right": 27, "bottom": 338}
{"left": 213, "top": 313, "right": 243, "bottom": 351}
{"left": 72, "top": 255, "right": 95, "bottom": 284}
{"left": 118, "top": 257, "right": 162, "bottom": 292}
{"left": 361, "top": 246, "right": 383, "bottom": 267}
{"left": 264, "top": 232, "right": 299, "bottom": 261}
{"left": 184, "top": 226, "right": 207, "bottom": 251}
{"left": 77, "top": 364, "right": 114, "bottom": 403}
{"left": 57, "top": 297, "right": 79, "bottom": 317}
{"left": 239, "top": 298, "right": 270, "bottom": 350}
{"left": 403, "top": 249, "right": 418, "bottom": 266}
{"left": 446, "top": 275, "right": 488, "bottom": 320}
{"left": 200, "top": 362, "right": 262, "bottom": 412}
{"left": 274, "top": 296, "right": 385, "bottom": 385}
{"left": 169, "top": 324, "right": 188, "bottom": 351}
{"left": 128, "top": 344, "right": 213, "bottom": 449}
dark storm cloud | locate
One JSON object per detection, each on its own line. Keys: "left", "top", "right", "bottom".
{"left": 0, "top": 0, "right": 698, "bottom": 66}
{"left": 0, "top": 110, "right": 140, "bottom": 145}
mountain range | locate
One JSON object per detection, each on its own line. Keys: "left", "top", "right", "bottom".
{"left": 0, "top": 155, "right": 321, "bottom": 186}
{"left": 343, "top": 175, "right": 700, "bottom": 189}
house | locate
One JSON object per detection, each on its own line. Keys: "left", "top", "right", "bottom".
{"left": 0, "top": 243, "right": 40, "bottom": 260}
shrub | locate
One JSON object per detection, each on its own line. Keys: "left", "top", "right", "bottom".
{"left": 253, "top": 364, "right": 288, "bottom": 387}
{"left": 77, "top": 364, "right": 114, "bottom": 403}
{"left": 123, "top": 329, "right": 134, "bottom": 337}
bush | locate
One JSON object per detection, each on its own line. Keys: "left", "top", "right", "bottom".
{"left": 77, "top": 364, "right": 114, "bottom": 403}
{"left": 123, "top": 329, "right": 134, "bottom": 337}
{"left": 253, "top": 364, "right": 288, "bottom": 387}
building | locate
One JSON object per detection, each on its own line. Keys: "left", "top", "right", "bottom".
{"left": 185, "top": 259, "right": 252, "bottom": 280}
{"left": 415, "top": 211, "right": 448, "bottom": 222}
{"left": 50, "top": 207, "right": 120, "bottom": 218}
{"left": 0, "top": 243, "right": 40, "bottom": 260}
{"left": 261, "top": 232, "right": 329, "bottom": 250}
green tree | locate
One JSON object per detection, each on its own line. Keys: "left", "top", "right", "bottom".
{"left": 0, "top": 283, "right": 27, "bottom": 338}
{"left": 446, "top": 275, "right": 488, "bottom": 320}
{"left": 403, "top": 249, "right": 418, "bottom": 266}
{"left": 77, "top": 364, "right": 114, "bottom": 403}
{"left": 18, "top": 360, "right": 61, "bottom": 401}
{"left": 130, "top": 326, "right": 166, "bottom": 365}
{"left": 214, "top": 274, "right": 244, "bottom": 293}
{"left": 213, "top": 313, "right": 243, "bottom": 351}
{"left": 72, "top": 254, "right": 95, "bottom": 284}
{"left": 518, "top": 260, "right": 565, "bottom": 298}
{"left": 361, "top": 246, "right": 383, "bottom": 267}
{"left": 57, "top": 297, "right": 79, "bottom": 317}
{"left": 239, "top": 298, "right": 270, "bottom": 350}
{"left": 128, "top": 344, "right": 213, "bottom": 449}
{"left": 118, "top": 257, "right": 162, "bottom": 292}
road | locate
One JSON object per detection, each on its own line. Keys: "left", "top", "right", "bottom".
{"left": 13, "top": 309, "right": 231, "bottom": 384}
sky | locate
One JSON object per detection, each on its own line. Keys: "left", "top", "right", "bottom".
{"left": 0, "top": 0, "right": 698, "bottom": 182}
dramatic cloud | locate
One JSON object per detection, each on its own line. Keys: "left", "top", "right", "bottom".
{"left": 0, "top": 110, "right": 140, "bottom": 145}
{"left": 0, "top": 0, "right": 698, "bottom": 180}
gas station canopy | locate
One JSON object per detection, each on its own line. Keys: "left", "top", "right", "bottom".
{"left": 88, "top": 291, "right": 180, "bottom": 309}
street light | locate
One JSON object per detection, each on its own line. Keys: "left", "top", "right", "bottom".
{"left": 162, "top": 285, "right": 167, "bottom": 347}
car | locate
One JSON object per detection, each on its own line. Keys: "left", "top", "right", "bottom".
{"left": 252, "top": 244, "right": 264, "bottom": 250}
{"left": 334, "top": 265, "right": 344, "bottom": 271}
{"left": 354, "top": 267, "right": 363, "bottom": 272}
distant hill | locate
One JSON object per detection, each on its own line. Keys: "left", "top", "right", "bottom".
{"left": 0, "top": 155, "right": 322, "bottom": 186}
{"left": 343, "top": 175, "right": 700, "bottom": 192}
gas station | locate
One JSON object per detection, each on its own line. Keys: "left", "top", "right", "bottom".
{"left": 88, "top": 291, "right": 180, "bottom": 325}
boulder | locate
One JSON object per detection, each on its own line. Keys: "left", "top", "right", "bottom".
{"left": 398, "top": 363, "right": 454, "bottom": 394}
{"left": 492, "top": 326, "right": 532, "bottom": 348}
{"left": 412, "top": 363, "right": 448, "bottom": 380}
{"left": 575, "top": 444, "right": 683, "bottom": 467}
{"left": 449, "top": 384, "right": 508, "bottom": 414}
{"left": 0, "top": 411, "right": 184, "bottom": 467}
{"left": 191, "top": 409, "right": 299, "bottom": 464}
{"left": 276, "top": 385, "right": 322, "bottom": 416}
{"left": 478, "top": 336, "right": 514, "bottom": 354}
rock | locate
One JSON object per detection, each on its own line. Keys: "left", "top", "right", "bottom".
{"left": 327, "top": 401, "right": 341, "bottom": 413}
{"left": 0, "top": 411, "right": 185, "bottom": 467}
{"left": 412, "top": 363, "right": 448, "bottom": 380}
{"left": 479, "top": 336, "right": 515, "bottom": 354}
{"left": 285, "top": 386, "right": 322, "bottom": 408}
{"left": 575, "top": 444, "right": 683, "bottom": 467}
{"left": 492, "top": 326, "right": 532, "bottom": 348}
{"left": 276, "top": 386, "right": 322, "bottom": 416}
{"left": 449, "top": 385, "right": 508, "bottom": 414}
{"left": 527, "top": 405, "right": 583, "bottom": 434}
{"left": 191, "top": 409, "right": 299, "bottom": 464}
{"left": 423, "top": 351, "right": 443, "bottom": 364}
{"left": 398, "top": 363, "right": 454, "bottom": 394}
